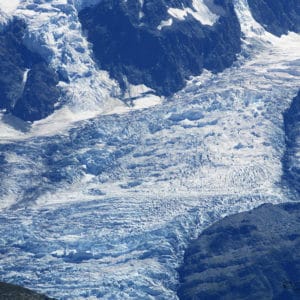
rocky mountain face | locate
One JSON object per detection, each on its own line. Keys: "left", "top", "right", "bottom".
{"left": 248, "top": 0, "right": 300, "bottom": 36}
{"left": 0, "top": 18, "right": 60, "bottom": 122}
{"left": 178, "top": 202, "right": 300, "bottom": 300}
{"left": 283, "top": 90, "right": 300, "bottom": 195}
{"left": 0, "top": 282, "right": 54, "bottom": 299}
{"left": 79, "top": 0, "right": 242, "bottom": 96}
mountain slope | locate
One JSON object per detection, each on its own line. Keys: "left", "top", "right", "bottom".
{"left": 248, "top": 0, "right": 300, "bottom": 36}
{"left": 0, "top": 18, "right": 60, "bottom": 121}
{"left": 178, "top": 202, "right": 300, "bottom": 300}
{"left": 79, "top": 0, "right": 241, "bottom": 96}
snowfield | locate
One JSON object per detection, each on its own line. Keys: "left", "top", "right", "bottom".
{"left": 0, "top": 0, "right": 20, "bottom": 14}
{"left": 0, "top": 0, "right": 300, "bottom": 299}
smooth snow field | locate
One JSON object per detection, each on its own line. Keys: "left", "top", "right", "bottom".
{"left": 0, "top": 0, "right": 300, "bottom": 299}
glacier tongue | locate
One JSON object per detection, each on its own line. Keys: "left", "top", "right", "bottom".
{"left": 0, "top": 1, "right": 300, "bottom": 299}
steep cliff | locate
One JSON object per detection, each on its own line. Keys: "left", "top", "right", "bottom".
{"left": 248, "top": 0, "right": 300, "bottom": 36}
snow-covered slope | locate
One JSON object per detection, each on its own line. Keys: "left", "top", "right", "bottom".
{"left": 167, "top": 0, "right": 219, "bottom": 26}
{"left": 0, "top": 0, "right": 299, "bottom": 299}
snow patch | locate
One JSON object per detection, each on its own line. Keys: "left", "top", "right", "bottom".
{"left": 157, "top": 18, "right": 173, "bottom": 30}
{"left": 124, "top": 84, "right": 153, "bottom": 99}
{"left": 168, "top": 0, "right": 219, "bottom": 26}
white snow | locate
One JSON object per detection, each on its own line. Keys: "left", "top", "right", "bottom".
{"left": 191, "top": 0, "right": 219, "bottom": 25}
{"left": 168, "top": 0, "right": 219, "bottom": 26}
{"left": 168, "top": 8, "right": 187, "bottom": 21}
{"left": 132, "top": 94, "right": 163, "bottom": 109}
{"left": 0, "top": 0, "right": 20, "bottom": 26}
{"left": 157, "top": 18, "right": 173, "bottom": 30}
{"left": 0, "top": 0, "right": 20, "bottom": 14}
{"left": 124, "top": 84, "right": 154, "bottom": 99}
{"left": 22, "top": 69, "right": 30, "bottom": 85}
{"left": 233, "top": 0, "right": 272, "bottom": 39}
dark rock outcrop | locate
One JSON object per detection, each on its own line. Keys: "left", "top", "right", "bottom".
{"left": 0, "top": 18, "right": 60, "bottom": 122}
{"left": 283, "top": 90, "right": 300, "bottom": 194}
{"left": 248, "top": 0, "right": 300, "bottom": 36}
{"left": 11, "top": 62, "right": 60, "bottom": 121}
{"left": 178, "top": 202, "right": 300, "bottom": 300}
{"left": 79, "top": 0, "right": 241, "bottom": 96}
{"left": 0, "top": 282, "right": 54, "bottom": 300}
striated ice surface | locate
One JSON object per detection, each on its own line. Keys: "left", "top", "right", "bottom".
{"left": 0, "top": 0, "right": 300, "bottom": 299}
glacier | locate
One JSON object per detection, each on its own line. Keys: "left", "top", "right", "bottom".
{"left": 0, "top": 0, "right": 300, "bottom": 299}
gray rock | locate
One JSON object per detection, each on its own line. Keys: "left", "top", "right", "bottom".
{"left": 0, "top": 282, "right": 54, "bottom": 300}
{"left": 248, "top": 0, "right": 300, "bottom": 36}
{"left": 283, "top": 91, "right": 300, "bottom": 194}
{"left": 178, "top": 202, "right": 300, "bottom": 300}
{"left": 0, "top": 18, "right": 60, "bottom": 122}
